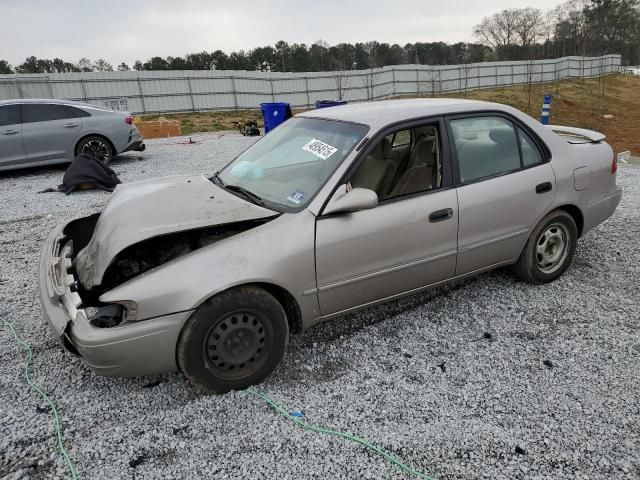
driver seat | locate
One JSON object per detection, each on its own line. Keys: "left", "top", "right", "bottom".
{"left": 350, "top": 138, "right": 396, "bottom": 197}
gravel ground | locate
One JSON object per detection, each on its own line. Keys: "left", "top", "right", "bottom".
{"left": 1, "top": 132, "right": 638, "bottom": 480}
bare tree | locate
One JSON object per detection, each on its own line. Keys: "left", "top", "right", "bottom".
{"left": 553, "top": 59, "right": 562, "bottom": 95}
{"left": 422, "top": 68, "right": 441, "bottom": 98}
{"left": 314, "top": 39, "right": 330, "bottom": 71}
{"left": 333, "top": 71, "right": 349, "bottom": 100}
{"left": 524, "top": 56, "right": 542, "bottom": 109}
{"left": 361, "top": 69, "right": 377, "bottom": 101}
{"left": 459, "top": 44, "right": 475, "bottom": 97}
{"left": 514, "top": 8, "right": 544, "bottom": 50}
{"left": 473, "top": 9, "right": 520, "bottom": 51}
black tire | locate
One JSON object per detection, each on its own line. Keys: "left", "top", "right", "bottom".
{"left": 513, "top": 210, "right": 577, "bottom": 284}
{"left": 177, "top": 286, "right": 289, "bottom": 393}
{"left": 76, "top": 135, "right": 114, "bottom": 165}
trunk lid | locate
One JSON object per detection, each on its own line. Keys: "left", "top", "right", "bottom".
{"left": 547, "top": 125, "right": 606, "bottom": 144}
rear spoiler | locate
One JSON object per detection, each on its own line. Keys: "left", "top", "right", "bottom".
{"left": 547, "top": 125, "right": 606, "bottom": 144}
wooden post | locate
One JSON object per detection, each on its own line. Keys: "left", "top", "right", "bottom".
{"left": 137, "top": 77, "right": 146, "bottom": 113}
{"left": 80, "top": 79, "right": 88, "bottom": 102}
{"left": 186, "top": 76, "right": 195, "bottom": 112}
{"left": 230, "top": 75, "right": 239, "bottom": 110}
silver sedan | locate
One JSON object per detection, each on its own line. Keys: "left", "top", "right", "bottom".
{"left": 38, "top": 99, "right": 622, "bottom": 393}
{"left": 0, "top": 99, "right": 145, "bottom": 171}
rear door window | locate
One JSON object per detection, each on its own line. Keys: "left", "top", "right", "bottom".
{"left": 0, "top": 104, "right": 20, "bottom": 126}
{"left": 450, "top": 116, "right": 521, "bottom": 183}
{"left": 22, "top": 104, "right": 69, "bottom": 123}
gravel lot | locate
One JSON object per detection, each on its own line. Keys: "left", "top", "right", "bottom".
{"left": 1, "top": 132, "right": 638, "bottom": 480}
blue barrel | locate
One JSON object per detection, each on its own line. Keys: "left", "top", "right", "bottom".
{"left": 260, "top": 102, "right": 290, "bottom": 133}
{"left": 315, "top": 100, "right": 348, "bottom": 109}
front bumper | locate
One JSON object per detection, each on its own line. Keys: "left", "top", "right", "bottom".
{"left": 38, "top": 222, "right": 192, "bottom": 377}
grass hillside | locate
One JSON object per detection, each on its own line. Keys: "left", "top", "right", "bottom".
{"left": 449, "top": 74, "right": 640, "bottom": 155}
{"left": 142, "top": 74, "right": 640, "bottom": 154}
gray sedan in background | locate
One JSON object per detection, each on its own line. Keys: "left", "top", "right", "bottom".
{"left": 0, "top": 99, "right": 145, "bottom": 171}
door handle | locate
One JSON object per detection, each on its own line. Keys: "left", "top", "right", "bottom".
{"left": 429, "top": 208, "right": 454, "bottom": 223}
{"left": 64, "top": 122, "right": 79, "bottom": 128}
{"left": 536, "top": 182, "right": 553, "bottom": 194}
{"left": 2, "top": 129, "right": 18, "bottom": 135}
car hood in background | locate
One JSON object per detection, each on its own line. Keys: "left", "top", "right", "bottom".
{"left": 74, "top": 175, "right": 276, "bottom": 289}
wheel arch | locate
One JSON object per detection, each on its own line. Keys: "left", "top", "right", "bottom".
{"left": 192, "top": 282, "right": 303, "bottom": 335}
{"left": 74, "top": 133, "right": 117, "bottom": 156}
{"left": 248, "top": 282, "right": 303, "bottom": 334}
{"left": 554, "top": 204, "right": 584, "bottom": 237}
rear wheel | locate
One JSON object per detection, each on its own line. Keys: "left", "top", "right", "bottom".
{"left": 513, "top": 210, "right": 577, "bottom": 284}
{"left": 76, "top": 135, "right": 114, "bottom": 165}
{"left": 177, "top": 286, "right": 289, "bottom": 393}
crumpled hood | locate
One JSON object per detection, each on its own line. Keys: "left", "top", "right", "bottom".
{"left": 75, "top": 174, "right": 276, "bottom": 289}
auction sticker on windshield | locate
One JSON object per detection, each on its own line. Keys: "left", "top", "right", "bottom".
{"left": 302, "top": 139, "right": 338, "bottom": 160}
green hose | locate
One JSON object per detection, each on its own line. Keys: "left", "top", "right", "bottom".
{"left": 0, "top": 312, "right": 78, "bottom": 480}
{"left": 1, "top": 308, "right": 433, "bottom": 479}
{"left": 247, "top": 387, "right": 436, "bottom": 480}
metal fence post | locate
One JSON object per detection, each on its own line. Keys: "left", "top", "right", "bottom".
{"left": 15, "top": 79, "right": 23, "bottom": 99}
{"left": 48, "top": 76, "right": 54, "bottom": 99}
{"left": 80, "top": 79, "right": 88, "bottom": 102}
{"left": 186, "top": 76, "right": 195, "bottom": 112}
{"left": 230, "top": 75, "right": 238, "bottom": 110}
{"left": 391, "top": 68, "right": 396, "bottom": 97}
{"left": 305, "top": 76, "right": 310, "bottom": 107}
{"left": 137, "top": 77, "right": 146, "bottom": 113}
{"left": 270, "top": 77, "right": 275, "bottom": 102}
{"left": 415, "top": 69, "right": 419, "bottom": 96}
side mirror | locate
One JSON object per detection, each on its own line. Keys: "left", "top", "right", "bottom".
{"left": 323, "top": 187, "right": 378, "bottom": 215}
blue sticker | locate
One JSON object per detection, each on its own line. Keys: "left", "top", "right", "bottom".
{"left": 286, "top": 190, "right": 306, "bottom": 205}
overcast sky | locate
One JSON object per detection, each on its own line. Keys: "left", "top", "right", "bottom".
{"left": 1, "top": 0, "right": 562, "bottom": 67}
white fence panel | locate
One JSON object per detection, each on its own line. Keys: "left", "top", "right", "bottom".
{"left": 0, "top": 55, "right": 621, "bottom": 114}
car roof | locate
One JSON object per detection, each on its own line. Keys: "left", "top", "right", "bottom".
{"left": 298, "top": 98, "right": 505, "bottom": 129}
{"left": 0, "top": 98, "right": 106, "bottom": 109}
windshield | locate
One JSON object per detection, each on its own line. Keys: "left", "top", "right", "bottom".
{"left": 218, "top": 117, "right": 368, "bottom": 210}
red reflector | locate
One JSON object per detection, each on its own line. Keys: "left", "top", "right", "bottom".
{"left": 611, "top": 155, "right": 617, "bottom": 174}
{"left": 125, "top": 115, "right": 133, "bottom": 125}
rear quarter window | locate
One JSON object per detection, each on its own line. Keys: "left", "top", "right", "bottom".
{"left": 64, "top": 105, "right": 91, "bottom": 118}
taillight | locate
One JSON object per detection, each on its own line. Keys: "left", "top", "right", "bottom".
{"left": 125, "top": 115, "right": 133, "bottom": 125}
{"left": 611, "top": 154, "right": 617, "bottom": 174}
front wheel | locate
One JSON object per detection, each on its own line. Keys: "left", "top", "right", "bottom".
{"left": 177, "top": 286, "right": 289, "bottom": 393}
{"left": 76, "top": 136, "right": 114, "bottom": 165}
{"left": 513, "top": 210, "right": 577, "bottom": 284}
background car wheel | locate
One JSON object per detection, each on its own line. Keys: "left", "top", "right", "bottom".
{"left": 177, "top": 286, "right": 289, "bottom": 393}
{"left": 76, "top": 136, "right": 114, "bottom": 165}
{"left": 513, "top": 210, "right": 577, "bottom": 284}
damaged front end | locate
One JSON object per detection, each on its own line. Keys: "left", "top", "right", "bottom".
{"left": 38, "top": 174, "right": 280, "bottom": 376}
{"left": 57, "top": 214, "right": 275, "bottom": 329}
